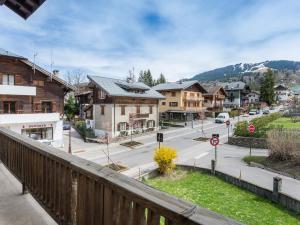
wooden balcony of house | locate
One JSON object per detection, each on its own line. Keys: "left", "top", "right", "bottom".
{"left": 0, "top": 127, "right": 240, "bottom": 225}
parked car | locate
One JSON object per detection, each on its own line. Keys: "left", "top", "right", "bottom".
{"left": 63, "top": 122, "right": 71, "bottom": 130}
{"left": 263, "top": 109, "right": 270, "bottom": 114}
{"left": 249, "top": 109, "right": 259, "bottom": 115}
{"left": 215, "top": 112, "right": 230, "bottom": 123}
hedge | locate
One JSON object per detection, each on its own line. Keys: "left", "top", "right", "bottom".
{"left": 234, "top": 113, "right": 282, "bottom": 138}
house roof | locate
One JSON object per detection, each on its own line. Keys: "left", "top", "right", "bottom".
{"left": 153, "top": 80, "right": 207, "bottom": 93}
{"left": 1, "top": 0, "right": 46, "bottom": 19}
{"left": 88, "top": 75, "right": 165, "bottom": 99}
{"left": 203, "top": 85, "right": 227, "bottom": 97}
{"left": 0, "top": 48, "right": 76, "bottom": 91}
{"left": 275, "top": 84, "right": 288, "bottom": 90}
{"left": 223, "top": 81, "right": 246, "bottom": 91}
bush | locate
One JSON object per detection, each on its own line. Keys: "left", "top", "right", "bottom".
{"left": 234, "top": 113, "right": 282, "bottom": 138}
{"left": 154, "top": 145, "right": 177, "bottom": 175}
{"left": 75, "top": 121, "right": 95, "bottom": 139}
{"left": 267, "top": 129, "right": 300, "bottom": 162}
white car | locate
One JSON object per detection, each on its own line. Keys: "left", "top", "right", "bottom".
{"left": 215, "top": 112, "right": 230, "bottom": 123}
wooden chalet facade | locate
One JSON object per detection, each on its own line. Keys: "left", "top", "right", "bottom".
{"left": 203, "top": 85, "right": 227, "bottom": 112}
{"left": 0, "top": 49, "right": 75, "bottom": 147}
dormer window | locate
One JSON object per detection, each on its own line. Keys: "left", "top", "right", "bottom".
{"left": 3, "top": 74, "right": 14, "bottom": 85}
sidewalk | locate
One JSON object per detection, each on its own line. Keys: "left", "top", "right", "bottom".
{"left": 183, "top": 144, "right": 300, "bottom": 201}
{"left": 0, "top": 163, "right": 56, "bottom": 225}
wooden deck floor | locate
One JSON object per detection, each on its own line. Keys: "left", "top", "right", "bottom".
{"left": 0, "top": 163, "right": 56, "bottom": 225}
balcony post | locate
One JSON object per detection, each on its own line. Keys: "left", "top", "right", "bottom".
{"left": 70, "top": 171, "right": 78, "bottom": 225}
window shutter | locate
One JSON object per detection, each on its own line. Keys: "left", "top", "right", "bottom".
{"left": 117, "top": 123, "right": 120, "bottom": 131}
{"left": 15, "top": 75, "right": 22, "bottom": 85}
{"left": 153, "top": 120, "right": 155, "bottom": 127}
{"left": 126, "top": 123, "right": 129, "bottom": 130}
{"left": 52, "top": 102, "right": 57, "bottom": 112}
{"left": 0, "top": 74, "right": 2, "bottom": 85}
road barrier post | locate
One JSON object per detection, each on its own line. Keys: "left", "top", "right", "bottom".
{"left": 211, "top": 160, "right": 216, "bottom": 174}
{"left": 273, "top": 176, "right": 282, "bottom": 203}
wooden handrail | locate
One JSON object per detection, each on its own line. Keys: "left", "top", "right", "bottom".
{"left": 0, "top": 127, "right": 241, "bottom": 225}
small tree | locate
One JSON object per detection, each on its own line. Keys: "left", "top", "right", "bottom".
{"left": 260, "top": 69, "right": 275, "bottom": 105}
{"left": 157, "top": 73, "right": 167, "bottom": 84}
{"left": 154, "top": 145, "right": 177, "bottom": 175}
{"left": 64, "top": 95, "right": 79, "bottom": 121}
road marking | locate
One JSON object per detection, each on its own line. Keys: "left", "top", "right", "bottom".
{"left": 194, "top": 152, "right": 209, "bottom": 159}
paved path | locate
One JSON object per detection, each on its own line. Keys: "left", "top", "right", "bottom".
{"left": 182, "top": 144, "right": 300, "bottom": 201}
{"left": 0, "top": 163, "right": 57, "bottom": 225}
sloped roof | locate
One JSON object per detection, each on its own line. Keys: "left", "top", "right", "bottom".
{"left": 153, "top": 80, "right": 207, "bottom": 93}
{"left": 203, "top": 85, "right": 227, "bottom": 96}
{"left": 0, "top": 48, "right": 26, "bottom": 59}
{"left": 88, "top": 75, "right": 165, "bottom": 99}
{"left": 1, "top": 0, "right": 46, "bottom": 19}
{"left": 0, "top": 48, "right": 76, "bottom": 91}
{"left": 223, "top": 81, "right": 246, "bottom": 90}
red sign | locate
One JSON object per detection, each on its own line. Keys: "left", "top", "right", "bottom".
{"left": 226, "top": 120, "right": 230, "bottom": 126}
{"left": 248, "top": 124, "right": 255, "bottom": 133}
{"left": 210, "top": 137, "right": 219, "bottom": 146}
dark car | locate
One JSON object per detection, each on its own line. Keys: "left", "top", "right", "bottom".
{"left": 263, "top": 109, "right": 270, "bottom": 115}
{"left": 63, "top": 122, "right": 71, "bottom": 130}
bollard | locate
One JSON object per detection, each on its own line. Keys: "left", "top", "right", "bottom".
{"left": 272, "top": 176, "right": 282, "bottom": 203}
{"left": 22, "top": 182, "right": 28, "bottom": 195}
{"left": 211, "top": 160, "right": 216, "bottom": 174}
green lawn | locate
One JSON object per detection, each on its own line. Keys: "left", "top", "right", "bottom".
{"left": 145, "top": 170, "right": 300, "bottom": 225}
{"left": 243, "top": 156, "right": 267, "bottom": 164}
{"left": 269, "top": 117, "right": 300, "bottom": 129}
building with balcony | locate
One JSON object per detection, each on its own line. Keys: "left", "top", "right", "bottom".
{"left": 0, "top": 49, "right": 75, "bottom": 147}
{"left": 203, "top": 85, "right": 227, "bottom": 112}
{"left": 153, "top": 81, "right": 207, "bottom": 121}
{"left": 223, "top": 81, "right": 250, "bottom": 108}
{"left": 85, "top": 76, "right": 164, "bottom": 137}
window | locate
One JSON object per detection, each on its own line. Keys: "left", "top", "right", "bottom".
{"left": 101, "top": 105, "right": 105, "bottom": 115}
{"left": 119, "top": 122, "right": 127, "bottom": 131}
{"left": 41, "top": 102, "right": 52, "bottom": 113}
{"left": 3, "top": 101, "right": 16, "bottom": 113}
{"left": 149, "top": 106, "right": 153, "bottom": 114}
{"left": 197, "top": 93, "right": 200, "bottom": 97}
{"left": 171, "top": 92, "right": 176, "bottom": 97}
{"left": 184, "top": 92, "right": 187, "bottom": 98}
{"left": 3, "top": 75, "right": 14, "bottom": 85}
{"left": 98, "top": 90, "right": 106, "bottom": 99}
{"left": 162, "top": 102, "right": 166, "bottom": 106}
{"left": 148, "top": 120, "right": 154, "bottom": 128}
{"left": 136, "top": 105, "right": 140, "bottom": 114}
{"left": 121, "top": 105, "right": 126, "bottom": 115}
{"left": 190, "top": 93, "right": 194, "bottom": 97}
{"left": 33, "top": 80, "right": 44, "bottom": 86}
{"left": 21, "top": 127, "right": 53, "bottom": 140}
{"left": 169, "top": 102, "right": 178, "bottom": 107}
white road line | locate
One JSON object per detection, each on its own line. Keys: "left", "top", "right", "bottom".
{"left": 194, "top": 152, "right": 209, "bottom": 159}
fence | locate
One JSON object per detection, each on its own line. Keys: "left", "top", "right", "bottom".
{"left": 0, "top": 127, "right": 241, "bottom": 225}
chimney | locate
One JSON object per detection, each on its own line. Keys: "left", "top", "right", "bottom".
{"left": 53, "top": 70, "right": 59, "bottom": 76}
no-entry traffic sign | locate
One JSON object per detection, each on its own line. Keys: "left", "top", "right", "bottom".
{"left": 248, "top": 124, "right": 255, "bottom": 133}
{"left": 210, "top": 137, "right": 219, "bottom": 146}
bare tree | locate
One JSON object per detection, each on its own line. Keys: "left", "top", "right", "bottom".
{"left": 64, "top": 69, "right": 87, "bottom": 87}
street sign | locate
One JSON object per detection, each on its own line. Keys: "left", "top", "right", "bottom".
{"left": 210, "top": 137, "right": 219, "bottom": 146}
{"left": 226, "top": 120, "right": 230, "bottom": 126}
{"left": 248, "top": 124, "right": 255, "bottom": 133}
{"left": 157, "top": 133, "right": 163, "bottom": 142}
{"left": 212, "top": 133, "right": 219, "bottom": 138}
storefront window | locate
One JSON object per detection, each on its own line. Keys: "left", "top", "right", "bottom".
{"left": 21, "top": 127, "right": 53, "bottom": 140}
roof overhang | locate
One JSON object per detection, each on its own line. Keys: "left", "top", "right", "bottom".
{"left": 1, "top": 0, "right": 46, "bottom": 19}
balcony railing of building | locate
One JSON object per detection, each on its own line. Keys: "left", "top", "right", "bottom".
{"left": 0, "top": 127, "right": 240, "bottom": 225}
{"left": 0, "top": 103, "right": 58, "bottom": 114}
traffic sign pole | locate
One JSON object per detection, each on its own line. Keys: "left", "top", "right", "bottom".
{"left": 248, "top": 124, "right": 255, "bottom": 157}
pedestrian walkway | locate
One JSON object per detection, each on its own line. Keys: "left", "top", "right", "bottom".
{"left": 184, "top": 144, "right": 300, "bottom": 201}
{"left": 0, "top": 163, "right": 56, "bottom": 225}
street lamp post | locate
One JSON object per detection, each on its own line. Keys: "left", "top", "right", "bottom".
{"left": 68, "top": 120, "right": 72, "bottom": 154}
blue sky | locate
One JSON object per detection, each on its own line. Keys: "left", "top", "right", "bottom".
{"left": 1, "top": 0, "right": 300, "bottom": 81}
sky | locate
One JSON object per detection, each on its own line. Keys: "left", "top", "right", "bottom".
{"left": 1, "top": 0, "right": 300, "bottom": 81}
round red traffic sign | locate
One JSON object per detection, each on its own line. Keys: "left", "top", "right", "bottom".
{"left": 210, "top": 137, "right": 219, "bottom": 146}
{"left": 248, "top": 124, "right": 255, "bottom": 133}
{"left": 226, "top": 120, "right": 230, "bottom": 126}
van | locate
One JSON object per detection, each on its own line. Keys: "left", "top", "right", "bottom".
{"left": 215, "top": 112, "right": 230, "bottom": 123}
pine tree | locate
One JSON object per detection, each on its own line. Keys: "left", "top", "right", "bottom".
{"left": 138, "top": 70, "right": 145, "bottom": 82}
{"left": 143, "top": 69, "right": 154, "bottom": 86}
{"left": 260, "top": 69, "right": 275, "bottom": 105}
{"left": 157, "top": 73, "right": 166, "bottom": 84}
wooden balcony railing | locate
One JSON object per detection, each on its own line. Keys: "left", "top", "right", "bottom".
{"left": 0, "top": 127, "right": 240, "bottom": 225}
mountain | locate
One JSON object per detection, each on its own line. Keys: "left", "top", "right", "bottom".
{"left": 189, "top": 60, "right": 300, "bottom": 81}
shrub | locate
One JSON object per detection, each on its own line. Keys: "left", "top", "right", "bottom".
{"left": 267, "top": 129, "right": 300, "bottom": 162}
{"left": 75, "top": 121, "right": 95, "bottom": 139}
{"left": 154, "top": 145, "right": 177, "bottom": 175}
{"left": 234, "top": 113, "right": 282, "bottom": 138}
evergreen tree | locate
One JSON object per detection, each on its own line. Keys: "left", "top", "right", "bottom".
{"left": 143, "top": 69, "right": 154, "bottom": 86}
{"left": 260, "top": 69, "right": 275, "bottom": 105}
{"left": 157, "top": 73, "right": 166, "bottom": 84}
{"left": 138, "top": 70, "right": 145, "bottom": 82}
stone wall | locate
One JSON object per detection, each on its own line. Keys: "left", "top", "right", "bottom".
{"left": 228, "top": 136, "right": 268, "bottom": 149}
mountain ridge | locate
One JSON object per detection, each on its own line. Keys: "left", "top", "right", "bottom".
{"left": 188, "top": 60, "right": 300, "bottom": 81}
